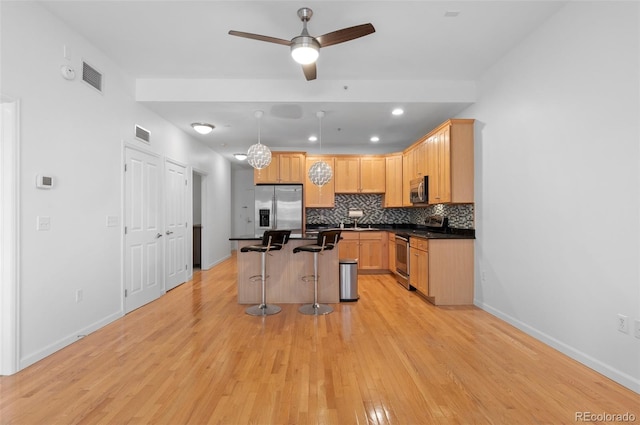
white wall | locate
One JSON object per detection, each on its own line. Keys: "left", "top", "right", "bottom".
{"left": 464, "top": 2, "right": 640, "bottom": 392}
{"left": 1, "top": 2, "right": 231, "bottom": 370}
{"left": 230, "top": 168, "right": 256, "bottom": 250}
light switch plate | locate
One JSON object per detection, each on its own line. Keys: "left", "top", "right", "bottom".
{"left": 37, "top": 216, "right": 51, "bottom": 231}
{"left": 106, "top": 216, "right": 119, "bottom": 227}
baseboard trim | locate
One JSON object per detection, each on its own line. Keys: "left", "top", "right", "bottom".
{"left": 475, "top": 300, "right": 640, "bottom": 394}
{"left": 202, "top": 253, "right": 231, "bottom": 271}
{"left": 19, "top": 310, "right": 122, "bottom": 371}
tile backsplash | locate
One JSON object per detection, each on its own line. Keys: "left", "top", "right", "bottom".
{"left": 306, "top": 194, "right": 475, "bottom": 229}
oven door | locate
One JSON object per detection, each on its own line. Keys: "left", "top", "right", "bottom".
{"left": 395, "top": 234, "right": 410, "bottom": 289}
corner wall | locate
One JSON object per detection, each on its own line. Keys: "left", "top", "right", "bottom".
{"left": 1, "top": 2, "right": 231, "bottom": 370}
{"left": 463, "top": 2, "right": 640, "bottom": 392}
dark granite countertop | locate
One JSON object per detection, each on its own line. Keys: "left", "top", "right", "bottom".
{"left": 306, "top": 224, "right": 475, "bottom": 239}
{"left": 229, "top": 225, "right": 475, "bottom": 241}
{"left": 229, "top": 233, "right": 317, "bottom": 241}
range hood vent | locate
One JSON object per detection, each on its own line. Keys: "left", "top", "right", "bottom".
{"left": 135, "top": 125, "right": 151, "bottom": 143}
{"left": 82, "top": 61, "right": 103, "bottom": 92}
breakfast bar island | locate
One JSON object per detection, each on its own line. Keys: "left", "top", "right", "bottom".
{"left": 230, "top": 234, "right": 340, "bottom": 304}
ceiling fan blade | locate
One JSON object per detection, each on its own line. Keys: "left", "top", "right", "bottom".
{"left": 315, "top": 23, "right": 375, "bottom": 48}
{"left": 228, "top": 30, "right": 292, "bottom": 46}
{"left": 302, "top": 63, "right": 317, "bottom": 81}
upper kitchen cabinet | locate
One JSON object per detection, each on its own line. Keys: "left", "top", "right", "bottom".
{"left": 334, "top": 156, "right": 386, "bottom": 193}
{"left": 254, "top": 152, "right": 306, "bottom": 184}
{"left": 304, "top": 156, "right": 335, "bottom": 208}
{"left": 425, "top": 119, "right": 474, "bottom": 204}
{"left": 384, "top": 154, "right": 403, "bottom": 207}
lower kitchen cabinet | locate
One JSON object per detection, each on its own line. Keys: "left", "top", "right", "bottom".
{"left": 409, "top": 237, "right": 474, "bottom": 305}
{"left": 409, "top": 238, "right": 428, "bottom": 295}
{"left": 339, "top": 231, "right": 388, "bottom": 272}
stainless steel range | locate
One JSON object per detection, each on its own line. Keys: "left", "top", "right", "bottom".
{"left": 395, "top": 232, "right": 411, "bottom": 289}
{"left": 394, "top": 215, "right": 450, "bottom": 290}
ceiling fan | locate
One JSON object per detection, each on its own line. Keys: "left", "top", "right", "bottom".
{"left": 228, "top": 7, "right": 375, "bottom": 81}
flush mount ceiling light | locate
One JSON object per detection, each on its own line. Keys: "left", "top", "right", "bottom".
{"left": 370, "top": 136, "right": 380, "bottom": 143}
{"left": 308, "top": 111, "right": 333, "bottom": 187}
{"left": 246, "top": 111, "right": 272, "bottom": 170}
{"left": 391, "top": 108, "right": 404, "bottom": 116}
{"left": 191, "top": 123, "right": 215, "bottom": 135}
{"left": 233, "top": 153, "right": 248, "bottom": 161}
{"left": 308, "top": 135, "right": 318, "bottom": 142}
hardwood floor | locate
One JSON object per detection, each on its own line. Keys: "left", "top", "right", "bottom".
{"left": 1, "top": 253, "right": 638, "bottom": 424}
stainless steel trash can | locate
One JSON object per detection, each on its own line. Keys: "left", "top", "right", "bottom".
{"left": 339, "top": 259, "right": 359, "bottom": 302}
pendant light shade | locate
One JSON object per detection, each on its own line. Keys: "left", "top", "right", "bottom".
{"left": 246, "top": 110, "right": 272, "bottom": 170}
{"left": 308, "top": 160, "right": 332, "bottom": 186}
{"left": 308, "top": 111, "right": 333, "bottom": 187}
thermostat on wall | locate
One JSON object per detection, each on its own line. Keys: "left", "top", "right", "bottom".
{"left": 36, "top": 175, "right": 53, "bottom": 189}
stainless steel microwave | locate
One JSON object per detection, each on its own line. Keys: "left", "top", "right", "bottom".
{"left": 410, "top": 176, "right": 429, "bottom": 204}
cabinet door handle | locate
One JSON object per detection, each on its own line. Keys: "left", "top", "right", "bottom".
{"left": 166, "top": 230, "right": 174, "bottom": 235}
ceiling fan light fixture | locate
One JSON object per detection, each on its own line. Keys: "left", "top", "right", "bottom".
{"left": 291, "top": 36, "right": 319, "bottom": 64}
{"left": 191, "top": 122, "right": 215, "bottom": 135}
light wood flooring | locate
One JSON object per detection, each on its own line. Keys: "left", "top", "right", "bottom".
{"left": 1, "top": 253, "right": 638, "bottom": 424}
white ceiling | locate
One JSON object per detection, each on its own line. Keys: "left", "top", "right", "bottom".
{"left": 40, "top": 0, "right": 566, "bottom": 167}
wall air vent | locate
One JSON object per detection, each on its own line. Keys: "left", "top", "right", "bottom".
{"left": 135, "top": 125, "right": 151, "bottom": 143}
{"left": 82, "top": 61, "right": 103, "bottom": 92}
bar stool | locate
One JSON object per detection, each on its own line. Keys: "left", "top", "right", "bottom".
{"left": 293, "top": 229, "right": 342, "bottom": 315}
{"left": 240, "top": 229, "right": 291, "bottom": 316}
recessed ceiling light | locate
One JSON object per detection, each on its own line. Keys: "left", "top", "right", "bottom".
{"left": 233, "top": 153, "right": 247, "bottom": 161}
{"left": 391, "top": 108, "right": 404, "bottom": 116}
{"left": 308, "top": 135, "right": 318, "bottom": 142}
{"left": 370, "top": 136, "right": 380, "bottom": 143}
{"left": 191, "top": 122, "right": 215, "bottom": 135}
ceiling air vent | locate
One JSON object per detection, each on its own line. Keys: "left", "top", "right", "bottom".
{"left": 82, "top": 61, "right": 103, "bottom": 92}
{"left": 135, "top": 125, "right": 151, "bottom": 143}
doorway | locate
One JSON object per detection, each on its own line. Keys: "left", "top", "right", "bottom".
{"left": 192, "top": 171, "right": 206, "bottom": 270}
{"left": 0, "top": 97, "right": 19, "bottom": 375}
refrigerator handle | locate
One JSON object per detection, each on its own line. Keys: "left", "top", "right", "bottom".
{"left": 272, "top": 194, "right": 277, "bottom": 229}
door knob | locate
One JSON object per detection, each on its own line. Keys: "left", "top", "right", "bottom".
{"left": 156, "top": 233, "right": 163, "bottom": 238}
{"left": 166, "top": 230, "right": 173, "bottom": 235}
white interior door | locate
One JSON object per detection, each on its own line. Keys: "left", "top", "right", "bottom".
{"left": 165, "top": 160, "right": 187, "bottom": 291}
{"left": 124, "top": 148, "right": 163, "bottom": 313}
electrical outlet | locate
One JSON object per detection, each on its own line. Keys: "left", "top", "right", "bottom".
{"left": 617, "top": 314, "right": 628, "bottom": 333}
{"left": 634, "top": 319, "right": 640, "bottom": 339}
{"left": 76, "top": 289, "right": 83, "bottom": 303}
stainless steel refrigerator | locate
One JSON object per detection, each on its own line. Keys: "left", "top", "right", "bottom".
{"left": 254, "top": 185, "right": 303, "bottom": 237}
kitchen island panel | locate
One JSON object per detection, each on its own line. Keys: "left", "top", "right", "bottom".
{"left": 237, "top": 239, "right": 340, "bottom": 304}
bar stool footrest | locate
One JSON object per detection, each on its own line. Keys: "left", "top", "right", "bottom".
{"left": 249, "top": 274, "right": 267, "bottom": 283}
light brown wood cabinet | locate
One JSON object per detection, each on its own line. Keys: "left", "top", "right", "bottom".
{"left": 338, "top": 231, "right": 388, "bottom": 272}
{"left": 425, "top": 119, "right": 474, "bottom": 204}
{"left": 254, "top": 152, "right": 305, "bottom": 184}
{"left": 383, "top": 154, "right": 403, "bottom": 207}
{"left": 409, "top": 238, "right": 429, "bottom": 296}
{"left": 409, "top": 237, "right": 474, "bottom": 305}
{"left": 334, "top": 156, "right": 385, "bottom": 193}
{"left": 304, "top": 156, "right": 335, "bottom": 208}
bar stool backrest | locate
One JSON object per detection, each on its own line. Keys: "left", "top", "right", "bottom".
{"left": 317, "top": 229, "right": 342, "bottom": 249}
{"left": 262, "top": 229, "right": 292, "bottom": 248}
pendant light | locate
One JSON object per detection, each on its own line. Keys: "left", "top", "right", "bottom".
{"left": 308, "top": 111, "right": 333, "bottom": 186}
{"left": 246, "top": 110, "right": 272, "bottom": 170}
